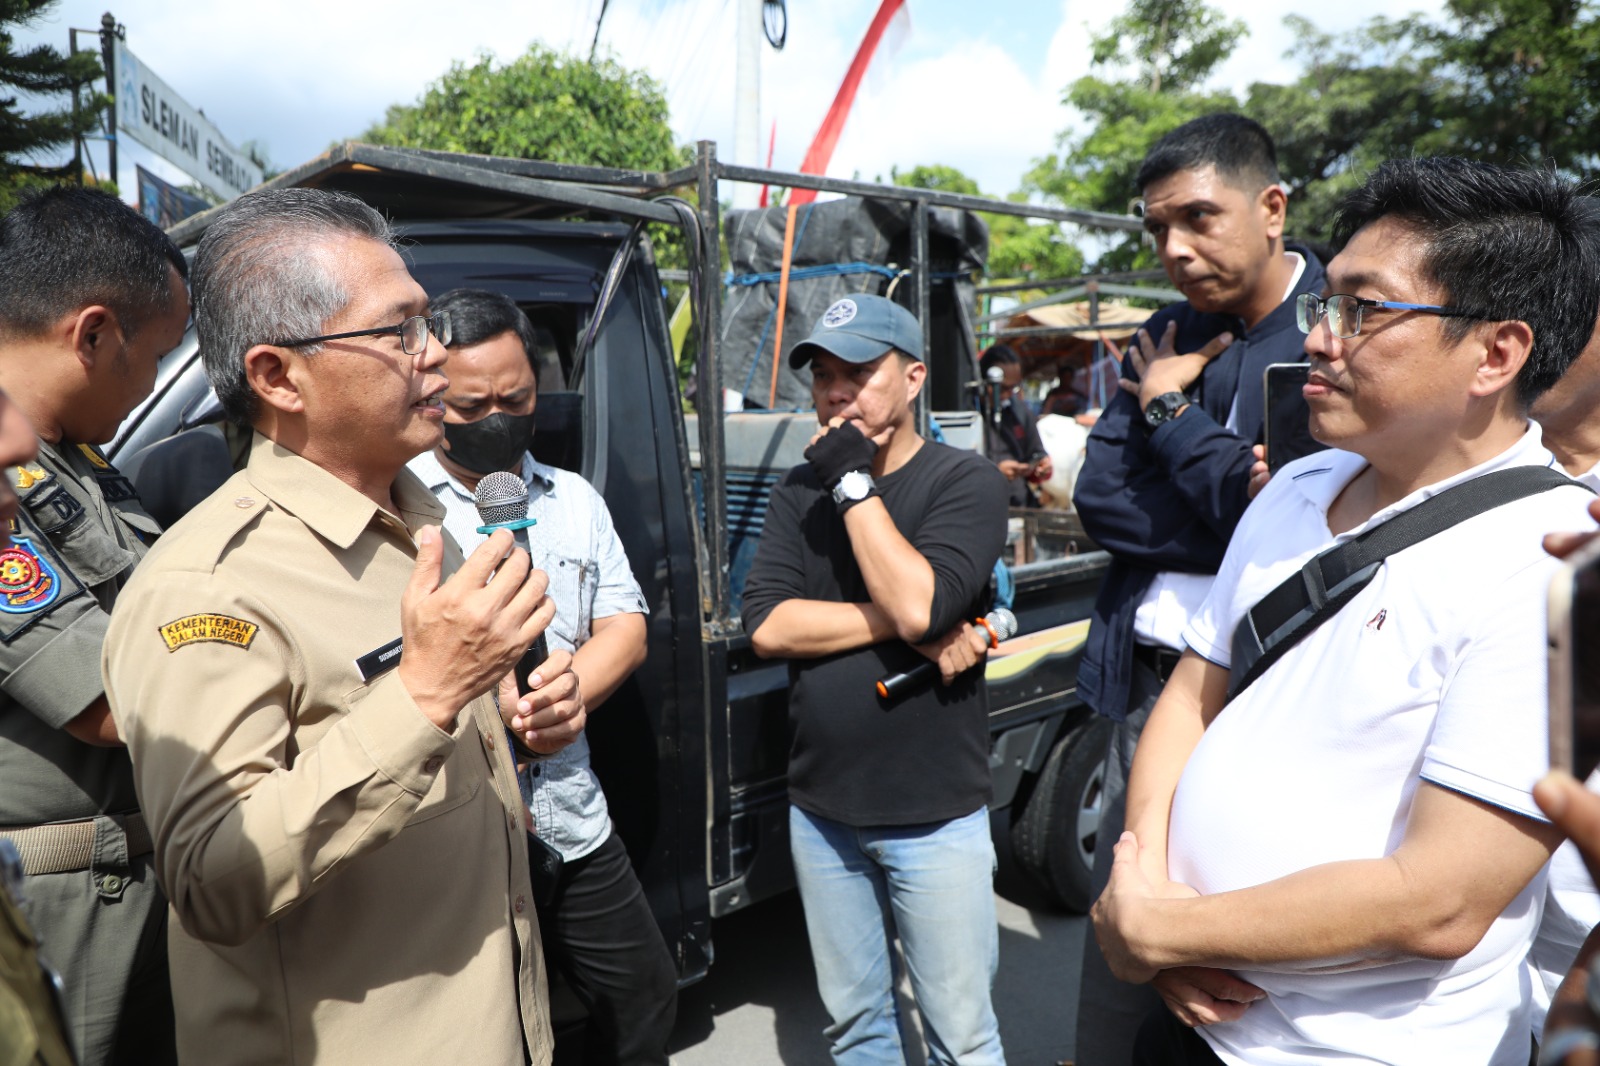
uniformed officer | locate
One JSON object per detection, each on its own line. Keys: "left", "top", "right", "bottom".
{"left": 0, "top": 380, "right": 77, "bottom": 1066}
{"left": 101, "top": 187, "right": 583, "bottom": 1065}
{"left": 0, "top": 187, "right": 189, "bottom": 1066}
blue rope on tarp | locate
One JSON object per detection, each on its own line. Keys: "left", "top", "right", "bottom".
{"left": 726, "top": 261, "right": 901, "bottom": 287}
{"left": 739, "top": 204, "right": 819, "bottom": 398}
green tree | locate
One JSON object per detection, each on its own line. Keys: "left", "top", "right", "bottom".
{"left": 890, "top": 163, "right": 1084, "bottom": 281}
{"left": 363, "top": 44, "right": 686, "bottom": 173}
{"left": 1, "top": 0, "right": 108, "bottom": 212}
{"left": 1026, "top": 0, "right": 1246, "bottom": 269}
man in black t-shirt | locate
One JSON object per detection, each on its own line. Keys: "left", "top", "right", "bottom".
{"left": 743, "top": 294, "right": 1010, "bottom": 1065}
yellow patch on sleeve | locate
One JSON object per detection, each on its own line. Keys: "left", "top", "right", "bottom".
{"left": 158, "top": 613, "right": 259, "bottom": 652}
{"left": 9, "top": 463, "right": 50, "bottom": 491}
{"left": 76, "top": 444, "right": 110, "bottom": 469}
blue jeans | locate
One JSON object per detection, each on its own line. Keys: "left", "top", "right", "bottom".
{"left": 789, "top": 805, "right": 1006, "bottom": 1066}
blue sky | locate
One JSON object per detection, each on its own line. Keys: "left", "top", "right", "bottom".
{"left": 13, "top": 0, "right": 1442, "bottom": 203}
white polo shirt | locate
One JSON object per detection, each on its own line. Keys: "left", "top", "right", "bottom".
{"left": 1528, "top": 460, "right": 1600, "bottom": 1039}
{"left": 1168, "top": 425, "right": 1594, "bottom": 1066}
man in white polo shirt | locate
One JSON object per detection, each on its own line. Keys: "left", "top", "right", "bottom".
{"left": 1091, "top": 157, "right": 1600, "bottom": 1065}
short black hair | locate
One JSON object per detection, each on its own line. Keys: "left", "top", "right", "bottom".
{"left": 1332, "top": 157, "right": 1600, "bottom": 406}
{"left": 1136, "top": 113, "right": 1280, "bottom": 195}
{"left": 979, "top": 343, "right": 1020, "bottom": 374}
{"left": 0, "top": 185, "right": 187, "bottom": 340}
{"left": 431, "top": 288, "right": 540, "bottom": 367}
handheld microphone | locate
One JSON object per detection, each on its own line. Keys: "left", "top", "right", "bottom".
{"left": 985, "top": 366, "right": 1006, "bottom": 427}
{"left": 874, "top": 607, "right": 1018, "bottom": 701}
{"left": 473, "top": 470, "right": 549, "bottom": 694}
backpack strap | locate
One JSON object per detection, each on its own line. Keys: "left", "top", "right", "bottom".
{"left": 1227, "top": 465, "right": 1586, "bottom": 702}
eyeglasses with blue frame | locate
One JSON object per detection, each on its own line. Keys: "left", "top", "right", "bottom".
{"left": 1296, "top": 293, "right": 1490, "bottom": 339}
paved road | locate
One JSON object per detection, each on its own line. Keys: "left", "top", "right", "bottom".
{"left": 666, "top": 813, "right": 1088, "bottom": 1066}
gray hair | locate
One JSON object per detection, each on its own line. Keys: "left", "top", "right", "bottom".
{"left": 192, "top": 188, "right": 396, "bottom": 426}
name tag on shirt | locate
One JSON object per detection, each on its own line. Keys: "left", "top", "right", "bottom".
{"left": 355, "top": 636, "right": 403, "bottom": 682}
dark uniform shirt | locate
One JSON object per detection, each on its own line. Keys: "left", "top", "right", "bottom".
{"left": 0, "top": 440, "right": 157, "bottom": 827}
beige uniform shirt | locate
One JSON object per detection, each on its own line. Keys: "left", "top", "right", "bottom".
{"left": 102, "top": 433, "right": 550, "bottom": 1066}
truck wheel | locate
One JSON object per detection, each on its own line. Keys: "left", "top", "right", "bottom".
{"left": 1010, "top": 715, "right": 1112, "bottom": 913}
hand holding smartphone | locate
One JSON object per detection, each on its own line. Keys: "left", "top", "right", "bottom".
{"left": 1550, "top": 536, "right": 1600, "bottom": 779}
{"left": 1263, "top": 363, "right": 1328, "bottom": 473}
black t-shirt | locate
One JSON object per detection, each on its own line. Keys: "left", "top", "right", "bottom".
{"left": 742, "top": 440, "right": 1009, "bottom": 826}
{"left": 984, "top": 397, "right": 1047, "bottom": 508}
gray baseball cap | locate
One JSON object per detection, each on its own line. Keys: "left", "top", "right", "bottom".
{"left": 788, "top": 294, "right": 924, "bottom": 370}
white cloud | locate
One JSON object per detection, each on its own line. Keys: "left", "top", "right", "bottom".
{"left": 12, "top": 0, "right": 1451, "bottom": 205}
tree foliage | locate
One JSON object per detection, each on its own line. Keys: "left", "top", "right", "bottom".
{"left": 891, "top": 163, "right": 1084, "bottom": 282}
{"left": 363, "top": 43, "right": 687, "bottom": 173}
{"left": 1, "top": 0, "right": 107, "bottom": 212}
{"left": 1028, "top": 0, "right": 1600, "bottom": 269}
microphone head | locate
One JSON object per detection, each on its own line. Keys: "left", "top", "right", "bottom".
{"left": 474, "top": 469, "right": 530, "bottom": 527}
{"left": 987, "top": 607, "right": 1019, "bottom": 642}
{"left": 985, "top": 366, "right": 1005, "bottom": 383}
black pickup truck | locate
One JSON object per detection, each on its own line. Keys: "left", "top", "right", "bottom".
{"left": 110, "top": 142, "right": 1120, "bottom": 987}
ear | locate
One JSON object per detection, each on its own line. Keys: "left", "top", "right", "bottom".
{"left": 1258, "top": 184, "right": 1288, "bottom": 242}
{"left": 67, "top": 306, "right": 118, "bottom": 371}
{"left": 903, "top": 358, "right": 928, "bottom": 404}
{"left": 243, "top": 344, "right": 306, "bottom": 417}
{"left": 1469, "top": 319, "right": 1534, "bottom": 401}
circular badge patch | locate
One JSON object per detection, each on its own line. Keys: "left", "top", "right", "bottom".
{"left": 0, "top": 537, "right": 59, "bottom": 614}
{"left": 822, "top": 298, "right": 858, "bottom": 328}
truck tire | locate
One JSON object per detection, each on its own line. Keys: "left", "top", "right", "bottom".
{"left": 1010, "top": 715, "right": 1112, "bottom": 913}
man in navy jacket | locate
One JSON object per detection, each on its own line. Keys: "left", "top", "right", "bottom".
{"left": 1071, "top": 113, "right": 1326, "bottom": 1063}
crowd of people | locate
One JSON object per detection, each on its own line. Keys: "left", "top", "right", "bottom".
{"left": 5, "top": 107, "right": 1600, "bottom": 1066}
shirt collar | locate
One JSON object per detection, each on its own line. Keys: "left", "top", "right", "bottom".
{"left": 1290, "top": 421, "right": 1557, "bottom": 531}
{"left": 245, "top": 432, "right": 445, "bottom": 549}
{"left": 408, "top": 447, "right": 556, "bottom": 502}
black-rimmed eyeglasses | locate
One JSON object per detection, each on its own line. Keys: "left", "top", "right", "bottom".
{"left": 271, "top": 311, "right": 452, "bottom": 357}
{"left": 1296, "top": 293, "right": 1490, "bottom": 340}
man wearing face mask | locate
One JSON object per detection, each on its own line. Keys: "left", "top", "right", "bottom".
{"left": 407, "top": 288, "right": 676, "bottom": 1066}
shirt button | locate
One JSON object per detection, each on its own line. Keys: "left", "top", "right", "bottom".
{"left": 100, "top": 874, "right": 122, "bottom": 892}
{"left": 422, "top": 756, "right": 443, "bottom": 774}
{"left": 483, "top": 732, "right": 495, "bottom": 751}
{"left": 514, "top": 895, "right": 526, "bottom": 914}
{"left": 234, "top": 496, "right": 254, "bottom": 508}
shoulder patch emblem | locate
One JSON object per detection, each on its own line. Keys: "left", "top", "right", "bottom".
{"left": 822, "top": 298, "right": 858, "bottom": 328}
{"left": 0, "top": 536, "right": 61, "bottom": 614}
{"left": 9, "top": 463, "right": 50, "bottom": 492}
{"left": 159, "top": 614, "right": 259, "bottom": 652}
{"left": 76, "top": 444, "right": 111, "bottom": 470}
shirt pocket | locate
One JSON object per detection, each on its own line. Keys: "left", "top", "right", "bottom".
{"left": 545, "top": 554, "right": 595, "bottom": 647}
{"left": 26, "top": 490, "right": 135, "bottom": 587}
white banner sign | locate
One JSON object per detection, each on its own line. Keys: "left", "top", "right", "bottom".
{"left": 112, "top": 40, "right": 262, "bottom": 203}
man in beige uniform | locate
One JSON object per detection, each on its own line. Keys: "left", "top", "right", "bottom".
{"left": 102, "top": 188, "right": 585, "bottom": 1065}
{"left": 0, "top": 186, "right": 190, "bottom": 1066}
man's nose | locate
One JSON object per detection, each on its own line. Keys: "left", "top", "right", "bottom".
{"left": 418, "top": 331, "right": 448, "bottom": 372}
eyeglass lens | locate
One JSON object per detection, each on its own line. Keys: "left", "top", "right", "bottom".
{"left": 400, "top": 312, "right": 452, "bottom": 355}
{"left": 1296, "top": 294, "right": 1359, "bottom": 338}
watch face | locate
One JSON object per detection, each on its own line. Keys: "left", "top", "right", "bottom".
{"left": 842, "top": 471, "right": 871, "bottom": 499}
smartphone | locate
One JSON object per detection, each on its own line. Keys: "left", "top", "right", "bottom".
{"left": 1262, "top": 363, "right": 1327, "bottom": 473}
{"left": 1549, "top": 536, "right": 1600, "bottom": 779}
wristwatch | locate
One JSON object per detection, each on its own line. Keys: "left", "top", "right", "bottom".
{"left": 832, "top": 469, "right": 877, "bottom": 509}
{"left": 1143, "top": 391, "right": 1190, "bottom": 429}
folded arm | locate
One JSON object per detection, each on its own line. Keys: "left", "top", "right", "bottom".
{"left": 1098, "top": 780, "right": 1563, "bottom": 983}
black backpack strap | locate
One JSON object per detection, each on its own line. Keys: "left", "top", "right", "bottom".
{"left": 1227, "top": 465, "right": 1586, "bottom": 702}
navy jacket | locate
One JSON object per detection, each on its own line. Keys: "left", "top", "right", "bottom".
{"left": 1072, "top": 247, "right": 1326, "bottom": 720}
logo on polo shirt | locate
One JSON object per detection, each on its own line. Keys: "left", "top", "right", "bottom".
{"left": 1365, "top": 608, "right": 1387, "bottom": 631}
{"left": 822, "top": 299, "right": 858, "bottom": 328}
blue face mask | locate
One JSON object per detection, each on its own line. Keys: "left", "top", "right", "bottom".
{"left": 441, "top": 411, "right": 535, "bottom": 475}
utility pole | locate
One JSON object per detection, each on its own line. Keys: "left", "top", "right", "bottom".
{"left": 589, "top": 0, "right": 610, "bottom": 61}
{"left": 99, "top": 12, "right": 123, "bottom": 189}
{"left": 732, "top": 0, "right": 762, "bottom": 209}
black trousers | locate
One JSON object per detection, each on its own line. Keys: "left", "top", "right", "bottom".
{"left": 535, "top": 831, "right": 678, "bottom": 1066}
{"left": 1132, "top": 1007, "right": 1227, "bottom": 1066}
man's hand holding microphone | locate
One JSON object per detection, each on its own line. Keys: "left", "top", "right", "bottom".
{"left": 398, "top": 525, "right": 585, "bottom": 752}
